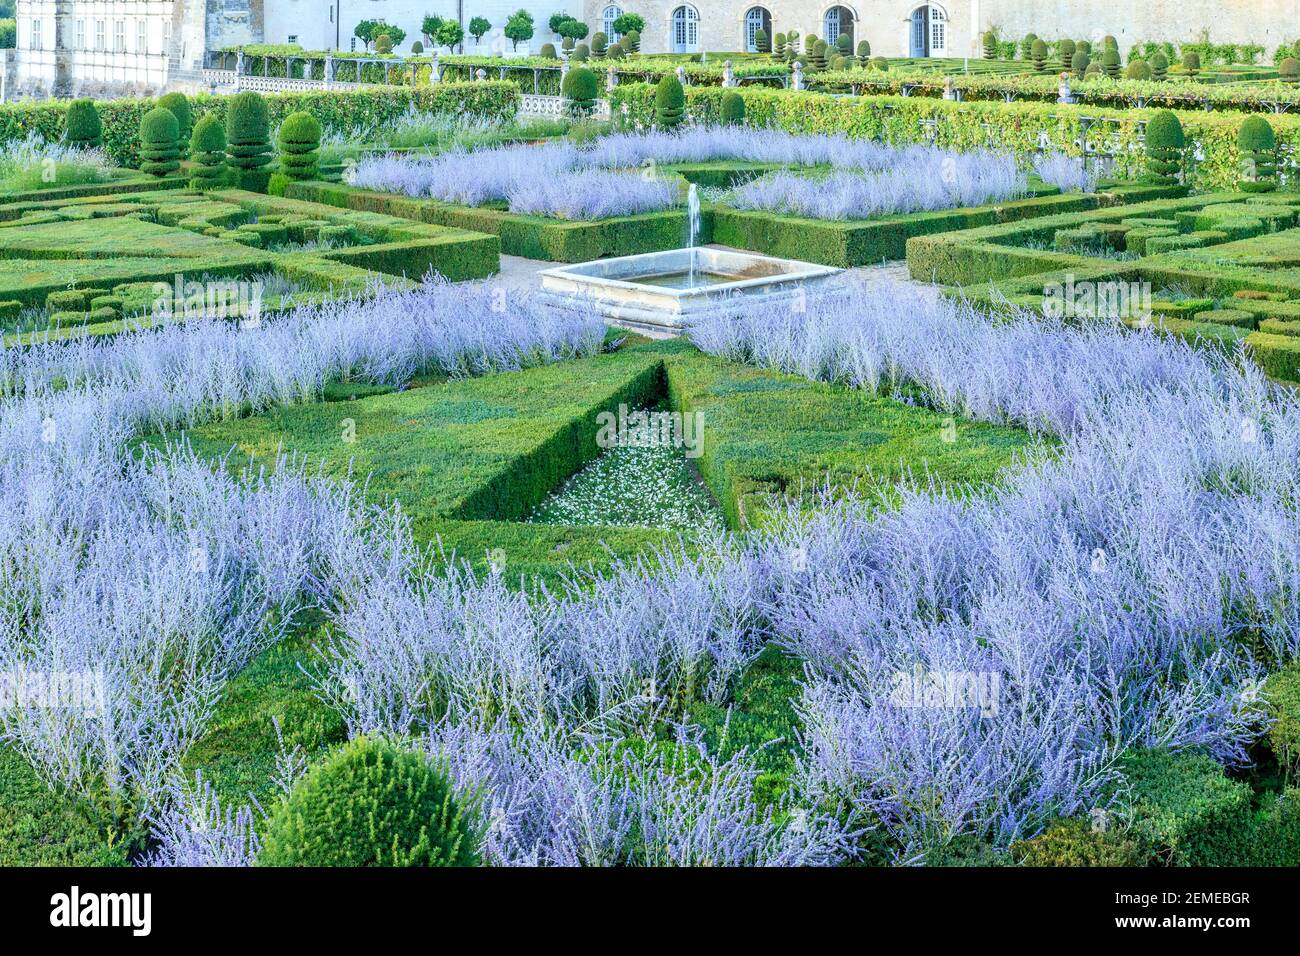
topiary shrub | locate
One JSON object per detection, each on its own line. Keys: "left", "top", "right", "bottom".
{"left": 156, "top": 92, "right": 192, "bottom": 158}
{"left": 258, "top": 737, "right": 477, "bottom": 867}
{"left": 1057, "top": 38, "right": 1076, "bottom": 71}
{"left": 225, "top": 91, "right": 273, "bottom": 192}
{"left": 139, "top": 107, "right": 180, "bottom": 177}
{"left": 1151, "top": 51, "right": 1169, "bottom": 81}
{"left": 410, "top": 40, "right": 424, "bottom": 55}
{"left": 870, "top": 56, "right": 889, "bottom": 72}
{"left": 856, "top": 39, "right": 870, "bottom": 66}
{"left": 1102, "top": 48, "right": 1121, "bottom": 78}
{"left": 277, "top": 110, "right": 321, "bottom": 182}
{"left": 189, "top": 113, "right": 226, "bottom": 191}
{"left": 1031, "top": 38, "right": 1049, "bottom": 73}
{"left": 591, "top": 31, "right": 608, "bottom": 57}
{"left": 1183, "top": 50, "right": 1201, "bottom": 76}
{"left": 562, "top": 65, "right": 599, "bottom": 117}
{"left": 1282, "top": 57, "right": 1300, "bottom": 85}
{"left": 539, "top": 42, "right": 557, "bottom": 59}
{"left": 1019, "top": 33, "right": 1038, "bottom": 61}
{"left": 654, "top": 74, "right": 685, "bottom": 129}
{"left": 982, "top": 31, "right": 997, "bottom": 60}
{"left": 836, "top": 33, "right": 852, "bottom": 57}
{"left": 720, "top": 91, "right": 745, "bottom": 126}
{"left": 755, "top": 28, "right": 770, "bottom": 55}
{"left": 623, "top": 29, "right": 640, "bottom": 53}
{"left": 607, "top": 41, "right": 625, "bottom": 60}
{"left": 812, "top": 39, "right": 829, "bottom": 70}
{"left": 773, "top": 32, "right": 786, "bottom": 60}
{"left": 1238, "top": 115, "right": 1278, "bottom": 192}
{"left": 1144, "top": 110, "right": 1185, "bottom": 185}
{"left": 1071, "top": 49, "right": 1089, "bottom": 78}
{"left": 374, "top": 33, "right": 394, "bottom": 54}
{"left": 1076, "top": 39, "right": 1091, "bottom": 58}
{"left": 1126, "top": 59, "right": 1151, "bottom": 80}
{"left": 63, "top": 99, "right": 103, "bottom": 150}
{"left": 1084, "top": 60, "right": 1101, "bottom": 79}
{"left": 572, "top": 42, "right": 590, "bottom": 62}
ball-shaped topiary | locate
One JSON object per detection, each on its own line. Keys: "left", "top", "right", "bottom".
{"left": 1084, "top": 61, "right": 1101, "bottom": 78}
{"left": 258, "top": 737, "right": 477, "bottom": 867}
{"left": 1102, "top": 48, "right": 1121, "bottom": 78}
{"left": 607, "top": 41, "right": 626, "bottom": 60}
{"left": 1126, "top": 59, "right": 1151, "bottom": 81}
{"left": 720, "top": 90, "right": 745, "bottom": 126}
{"left": 562, "top": 65, "right": 599, "bottom": 117}
{"left": 870, "top": 56, "right": 889, "bottom": 71}
{"left": 1076, "top": 39, "right": 1091, "bottom": 57}
{"left": 1238, "top": 115, "right": 1278, "bottom": 192}
{"left": 1031, "top": 38, "right": 1049, "bottom": 73}
{"left": 225, "top": 91, "right": 273, "bottom": 191}
{"left": 1281, "top": 57, "right": 1299, "bottom": 85}
{"left": 591, "top": 31, "right": 608, "bottom": 57}
{"left": 1071, "top": 50, "right": 1089, "bottom": 78}
{"left": 188, "top": 113, "right": 227, "bottom": 190}
{"left": 1144, "top": 110, "right": 1185, "bottom": 185}
{"left": 1151, "top": 52, "right": 1169, "bottom": 81}
{"left": 374, "top": 33, "right": 393, "bottom": 54}
{"left": 654, "top": 73, "right": 685, "bottom": 129}
{"left": 277, "top": 110, "right": 321, "bottom": 182}
{"left": 139, "top": 107, "right": 180, "bottom": 177}
{"left": 156, "top": 92, "right": 192, "bottom": 157}
{"left": 63, "top": 98, "right": 103, "bottom": 149}
{"left": 572, "top": 42, "right": 590, "bottom": 61}
{"left": 539, "top": 43, "right": 556, "bottom": 58}
{"left": 1058, "top": 38, "right": 1076, "bottom": 71}
{"left": 1182, "top": 51, "right": 1201, "bottom": 76}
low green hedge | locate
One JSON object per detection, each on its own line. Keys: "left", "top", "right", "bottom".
{"left": 1246, "top": 331, "right": 1300, "bottom": 381}
{"left": 319, "top": 233, "right": 499, "bottom": 282}
{"left": 1264, "top": 659, "right": 1300, "bottom": 776}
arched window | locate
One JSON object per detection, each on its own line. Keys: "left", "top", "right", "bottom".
{"left": 671, "top": 5, "right": 699, "bottom": 53}
{"left": 823, "top": 6, "right": 854, "bottom": 49}
{"left": 602, "top": 4, "right": 623, "bottom": 43}
{"left": 744, "top": 7, "right": 771, "bottom": 53}
{"left": 909, "top": 4, "right": 947, "bottom": 57}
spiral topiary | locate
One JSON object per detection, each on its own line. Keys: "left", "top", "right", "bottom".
{"left": 539, "top": 42, "right": 557, "bottom": 59}
{"left": 188, "top": 113, "right": 227, "bottom": 190}
{"left": 225, "top": 91, "right": 273, "bottom": 191}
{"left": 1238, "top": 115, "right": 1278, "bottom": 193}
{"left": 1102, "top": 48, "right": 1121, "bottom": 79}
{"left": 982, "top": 31, "right": 997, "bottom": 59}
{"left": 1058, "top": 38, "right": 1076, "bottom": 72}
{"left": 1144, "top": 110, "right": 1185, "bottom": 186}
{"left": 773, "top": 32, "right": 786, "bottom": 60}
{"left": 63, "top": 99, "right": 103, "bottom": 149}
{"left": 156, "top": 92, "right": 192, "bottom": 158}
{"left": 277, "top": 110, "right": 321, "bottom": 182}
{"left": 258, "top": 737, "right": 478, "bottom": 867}
{"left": 1071, "top": 50, "right": 1089, "bottom": 78}
{"left": 139, "top": 107, "right": 180, "bottom": 177}
{"left": 755, "top": 28, "right": 770, "bottom": 55}
{"left": 654, "top": 73, "right": 685, "bottom": 129}
{"left": 720, "top": 90, "right": 745, "bottom": 126}
{"left": 1031, "top": 38, "right": 1049, "bottom": 73}
{"left": 562, "top": 65, "right": 599, "bottom": 117}
{"left": 1282, "top": 57, "right": 1299, "bottom": 85}
{"left": 812, "top": 39, "right": 829, "bottom": 70}
{"left": 1151, "top": 52, "right": 1169, "bottom": 81}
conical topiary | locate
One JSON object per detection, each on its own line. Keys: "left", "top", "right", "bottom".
{"left": 189, "top": 113, "right": 226, "bottom": 190}
{"left": 63, "top": 99, "right": 103, "bottom": 149}
{"left": 139, "top": 107, "right": 180, "bottom": 177}
{"left": 1238, "top": 115, "right": 1277, "bottom": 192}
{"left": 277, "top": 110, "right": 321, "bottom": 182}
{"left": 654, "top": 74, "right": 685, "bottom": 129}
{"left": 1144, "top": 110, "right": 1185, "bottom": 185}
{"left": 755, "top": 29, "right": 770, "bottom": 55}
{"left": 225, "top": 91, "right": 273, "bottom": 191}
{"left": 157, "top": 92, "right": 192, "bottom": 158}
{"left": 982, "top": 31, "right": 997, "bottom": 60}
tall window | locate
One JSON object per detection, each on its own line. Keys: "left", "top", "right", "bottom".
{"left": 602, "top": 4, "right": 623, "bottom": 42}
{"left": 114, "top": 20, "right": 125, "bottom": 53}
{"left": 671, "top": 5, "right": 698, "bottom": 53}
{"left": 94, "top": 19, "right": 105, "bottom": 52}
{"left": 744, "top": 7, "right": 770, "bottom": 53}
{"left": 823, "top": 6, "right": 853, "bottom": 49}
{"left": 31, "top": 17, "right": 42, "bottom": 51}
{"left": 909, "top": 4, "right": 946, "bottom": 57}
{"left": 137, "top": 20, "right": 147, "bottom": 53}
{"left": 929, "top": 5, "right": 947, "bottom": 54}
{"left": 75, "top": 18, "right": 85, "bottom": 50}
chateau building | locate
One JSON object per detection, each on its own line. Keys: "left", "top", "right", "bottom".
{"left": 5, "top": 1, "right": 1289, "bottom": 97}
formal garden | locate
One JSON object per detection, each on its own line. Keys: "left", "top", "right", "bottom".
{"left": 2, "top": 27, "right": 1300, "bottom": 870}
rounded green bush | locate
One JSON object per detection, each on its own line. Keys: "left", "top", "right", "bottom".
{"left": 189, "top": 114, "right": 227, "bottom": 190}
{"left": 1084, "top": 61, "right": 1101, "bottom": 78}
{"left": 654, "top": 74, "right": 685, "bottom": 129}
{"left": 870, "top": 56, "right": 889, "bottom": 71}
{"left": 410, "top": 40, "right": 424, "bottom": 55}
{"left": 277, "top": 110, "right": 321, "bottom": 181}
{"left": 719, "top": 91, "right": 745, "bottom": 126}
{"left": 1151, "top": 52, "right": 1169, "bottom": 81}
{"left": 139, "top": 107, "right": 180, "bottom": 177}
{"left": 1238, "top": 115, "right": 1278, "bottom": 192}
{"left": 1182, "top": 51, "right": 1201, "bottom": 75}
{"left": 1102, "top": 48, "right": 1121, "bottom": 78}
{"left": 1076, "top": 39, "right": 1091, "bottom": 57}
{"left": 1144, "top": 110, "right": 1185, "bottom": 185}
{"left": 63, "top": 99, "right": 103, "bottom": 149}
{"left": 856, "top": 39, "right": 870, "bottom": 64}
{"left": 572, "top": 42, "right": 590, "bottom": 62}
{"left": 592, "top": 32, "right": 608, "bottom": 56}
{"left": 836, "top": 33, "right": 851, "bottom": 56}
{"left": 1126, "top": 60, "right": 1151, "bottom": 81}
{"left": 562, "top": 66, "right": 599, "bottom": 117}
{"left": 539, "top": 42, "right": 557, "bottom": 59}
{"left": 226, "top": 92, "right": 272, "bottom": 190}
{"left": 623, "top": 29, "right": 640, "bottom": 53}
{"left": 1282, "top": 58, "right": 1300, "bottom": 85}
{"left": 258, "top": 737, "right": 477, "bottom": 867}
{"left": 607, "top": 41, "right": 625, "bottom": 60}
{"left": 1071, "top": 50, "right": 1089, "bottom": 78}
{"left": 374, "top": 34, "right": 393, "bottom": 54}
{"left": 156, "top": 92, "right": 192, "bottom": 157}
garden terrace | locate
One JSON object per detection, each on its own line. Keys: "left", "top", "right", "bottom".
{"left": 0, "top": 183, "right": 497, "bottom": 345}
{"left": 907, "top": 191, "right": 1300, "bottom": 382}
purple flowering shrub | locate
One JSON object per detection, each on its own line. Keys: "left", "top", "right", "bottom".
{"left": 1032, "top": 151, "right": 1098, "bottom": 193}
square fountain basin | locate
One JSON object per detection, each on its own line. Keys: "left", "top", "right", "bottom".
{"left": 538, "top": 247, "right": 842, "bottom": 335}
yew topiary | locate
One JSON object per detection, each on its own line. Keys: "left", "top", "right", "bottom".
{"left": 63, "top": 99, "right": 103, "bottom": 149}
{"left": 1151, "top": 52, "right": 1169, "bottom": 81}
{"left": 623, "top": 29, "right": 640, "bottom": 53}
{"left": 654, "top": 74, "right": 685, "bottom": 129}
{"left": 1058, "top": 38, "right": 1076, "bottom": 71}
{"left": 1102, "top": 48, "right": 1121, "bottom": 78}
{"left": 856, "top": 39, "right": 870, "bottom": 66}
{"left": 1144, "top": 110, "right": 1185, "bottom": 185}
{"left": 982, "top": 31, "right": 997, "bottom": 60}
{"left": 225, "top": 91, "right": 273, "bottom": 191}
{"left": 1125, "top": 59, "right": 1150, "bottom": 81}
{"left": 188, "top": 113, "right": 227, "bottom": 190}
{"left": 720, "top": 90, "right": 745, "bottom": 126}
{"left": 139, "top": 107, "right": 180, "bottom": 177}
{"left": 1031, "top": 39, "right": 1049, "bottom": 73}
{"left": 572, "top": 42, "right": 590, "bottom": 61}
{"left": 277, "top": 110, "right": 321, "bottom": 182}
{"left": 1238, "top": 115, "right": 1278, "bottom": 192}
{"left": 1183, "top": 51, "right": 1201, "bottom": 76}
{"left": 562, "top": 65, "right": 599, "bottom": 117}
{"left": 1281, "top": 57, "right": 1299, "bottom": 85}
{"left": 755, "top": 28, "right": 770, "bottom": 55}
{"left": 258, "top": 737, "right": 477, "bottom": 867}
{"left": 1071, "top": 50, "right": 1089, "bottom": 78}
{"left": 539, "top": 42, "right": 557, "bottom": 59}
{"left": 157, "top": 92, "right": 192, "bottom": 157}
